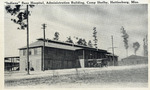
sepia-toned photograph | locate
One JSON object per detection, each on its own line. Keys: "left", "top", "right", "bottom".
{"left": 4, "top": 3, "right": 148, "bottom": 88}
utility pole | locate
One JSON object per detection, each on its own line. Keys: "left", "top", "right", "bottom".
{"left": 42, "top": 23, "right": 46, "bottom": 71}
{"left": 126, "top": 49, "right": 128, "bottom": 57}
{"left": 111, "top": 36, "right": 115, "bottom": 66}
{"left": 143, "top": 34, "right": 148, "bottom": 56}
{"left": 27, "top": 5, "right": 30, "bottom": 75}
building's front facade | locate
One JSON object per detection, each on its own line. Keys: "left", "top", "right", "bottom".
{"left": 19, "top": 38, "right": 118, "bottom": 71}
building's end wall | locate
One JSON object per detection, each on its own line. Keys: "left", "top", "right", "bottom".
{"left": 20, "top": 47, "right": 42, "bottom": 71}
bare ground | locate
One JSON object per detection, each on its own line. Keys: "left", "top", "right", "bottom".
{"left": 5, "top": 64, "right": 148, "bottom": 88}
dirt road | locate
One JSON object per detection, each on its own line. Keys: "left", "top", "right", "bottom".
{"left": 5, "top": 64, "right": 148, "bottom": 88}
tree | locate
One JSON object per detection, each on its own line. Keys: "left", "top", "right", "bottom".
{"left": 82, "top": 39, "right": 87, "bottom": 46}
{"left": 93, "top": 27, "right": 98, "bottom": 48}
{"left": 77, "top": 38, "right": 83, "bottom": 45}
{"left": 120, "top": 26, "right": 129, "bottom": 57}
{"left": 133, "top": 42, "right": 140, "bottom": 55}
{"left": 73, "top": 36, "right": 79, "bottom": 44}
{"left": 66, "top": 36, "right": 73, "bottom": 43}
{"left": 77, "top": 38, "right": 87, "bottom": 46}
{"left": 5, "top": 5, "right": 34, "bottom": 74}
{"left": 5, "top": 5, "right": 34, "bottom": 29}
{"left": 53, "top": 32, "right": 59, "bottom": 40}
{"left": 88, "top": 40, "right": 93, "bottom": 47}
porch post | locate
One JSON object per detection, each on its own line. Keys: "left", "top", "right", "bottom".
{"left": 82, "top": 50, "right": 85, "bottom": 68}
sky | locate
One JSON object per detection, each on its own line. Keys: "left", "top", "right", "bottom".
{"left": 4, "top": 4, "right": 148, "bottom": 59}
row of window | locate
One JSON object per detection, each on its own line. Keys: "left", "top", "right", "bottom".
{"left": 23, "top": 48, "right": 38, "bottom": 56}
{"left": 45, "top": 48, "right": 74, "bottom": 56}
{"left": 22, "top": 48, "right": 106, "bottom": 59}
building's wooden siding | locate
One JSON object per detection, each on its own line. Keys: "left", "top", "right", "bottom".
{"left": 76, "top": 49, "right": 108, "bottom": 67}
{"left": 19, "top": 46, "right": 118, "bottom": 71}
{"left": 44, "top": 47, "right": 78, "bottom": 70}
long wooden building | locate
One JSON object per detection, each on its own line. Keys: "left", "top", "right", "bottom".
{"left": 19, "top": 38, "right": 118, "bottom": 71}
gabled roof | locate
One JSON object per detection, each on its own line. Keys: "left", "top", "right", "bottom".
{"left": 122, "top": 55, "right": 148, "bottom": 60}
{"left": 20, "top": 38, "right": 104, "bottom": 51}
{"left": 20, "top": 38, "right": 119, "bottom": 55}
{"left": 76, "top": 48, "right": 107, "bottom": 53}
{"left": 106, "top": 54, "right": 118, "bottom": 57}
{"left": 19, "top": 38, "right": 109, "bottom": 52}
{"left": 19, "top": 39, "right": 82, "bottom": 51}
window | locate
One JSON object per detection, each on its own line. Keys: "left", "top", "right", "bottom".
{"left": 45, "top": 48, "right": 48, "bottom": 54}
{"left": 29, "top": 49, "right": 32, "bottom": 55}
{"left": 34, "top": 48, "right": 38, "bottom": 55}
{"left": 23, "top": 50, "right": 26, "bottom": 56}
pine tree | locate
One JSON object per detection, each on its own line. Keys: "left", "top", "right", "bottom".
{"left": 120, "top": 26, "right": 129, "bottom": 57}
{"left": 66, "top": 36, "right": 73, "bottom": 43}
{"left": 53, "top": 32, "right": 59, "bottom": 40}
{"left": 93, "top": 27, "right": 98, "bottom": 48}
{"left": 88, "top": 40, "right": 93, "bottom": 47}
{"left": 77, "top": 38, "right": 83, "bottom": 45}
{"left": 82, "top": 39, "right": 87, "bottom": 46}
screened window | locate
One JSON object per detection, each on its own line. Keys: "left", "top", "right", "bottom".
{"left": 29, "top": 49, "right": 32, "bottom": 55}
{"left": 23, "top": 50, "right": 26, "bottom": 56}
